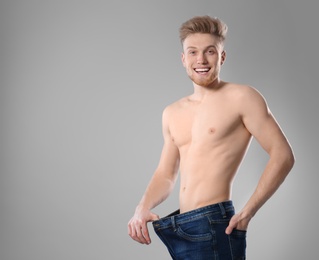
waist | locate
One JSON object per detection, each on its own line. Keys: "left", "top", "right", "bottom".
{"left": 153, "top": 200, "right": 234, "bottom": 228}
{"left": 179, "top": 184, "right": 231, "bottom": 213}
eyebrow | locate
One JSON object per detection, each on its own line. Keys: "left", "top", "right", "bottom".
{"left": 186, "top": 45, "right": 218, "bottom": 50}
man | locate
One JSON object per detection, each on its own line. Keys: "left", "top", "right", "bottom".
{"left": 128, "top": 16, "right": 294, "bottom": 259}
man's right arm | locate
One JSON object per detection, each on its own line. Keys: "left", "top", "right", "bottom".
{"left": 128, "top": 107, "right": 180, "bottom": 245}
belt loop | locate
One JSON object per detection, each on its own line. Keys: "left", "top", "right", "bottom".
{"left": 218, "top": 202, "right": 227, "bottom": 218}
{"left": 171, "top": 216, "right": 177, "bottom": 232}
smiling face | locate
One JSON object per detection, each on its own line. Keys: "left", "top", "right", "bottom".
{"left": 182, "top": 33, "right": 226, "bottom": 88}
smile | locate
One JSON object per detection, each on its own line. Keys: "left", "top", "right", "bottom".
{"left": 194, "top": 68, "right": 211, "bottom": 74}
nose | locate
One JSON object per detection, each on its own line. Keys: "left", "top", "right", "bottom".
{"left": 197, "top": 53, "right": 207, "bottom": 64}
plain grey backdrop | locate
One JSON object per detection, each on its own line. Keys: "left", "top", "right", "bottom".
{"left": 1, "top": 0, "right": 318, "bottom": 259}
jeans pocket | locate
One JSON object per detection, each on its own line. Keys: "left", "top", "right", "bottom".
{"left": 176, "top": 217, "right": 213, "bottom": 242}
{"left": 229, "top": 229, "right": 247, "bottom": 259}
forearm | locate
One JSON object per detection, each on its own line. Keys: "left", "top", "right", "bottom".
{"left": 138, "top": 170, "right": 177, "bottom": 210}
{"left": 242, "top": 148, "right": 295, "bottom": 218}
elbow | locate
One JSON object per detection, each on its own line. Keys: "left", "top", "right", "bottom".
{"left": 283, "top": 146, "right": 295, "bottom": 173}
{"left": 288, "top": 150, "right": 295, "bottom": 170}
{"left": 271, "top": 145, "right": 295, "bottom": 173}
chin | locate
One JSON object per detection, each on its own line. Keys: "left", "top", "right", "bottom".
{"left": 189, "top": 76, "right": 214, "bottom": 87}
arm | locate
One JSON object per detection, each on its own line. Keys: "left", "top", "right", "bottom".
{"left": 226, "top": 87, "right": 295, "bottom": 234}
{"left": 128, "top": 107, "right": 180, "bottom": 244}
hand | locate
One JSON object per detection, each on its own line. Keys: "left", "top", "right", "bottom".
{"left": 128, "top": 206, "right": 160, "bottom": 245}
{"left": 225, "top": 212, "right": 251, "bottom": 235}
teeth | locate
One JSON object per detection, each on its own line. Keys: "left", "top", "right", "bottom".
{"left": 195, "top": 68, "right": 210, "bottom": 72}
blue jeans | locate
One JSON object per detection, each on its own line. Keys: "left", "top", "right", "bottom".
{"left": 152, "top": 201, "right": 246, "bottom": 260}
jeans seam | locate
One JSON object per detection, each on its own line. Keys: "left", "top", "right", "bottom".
{"left": 228, "top": 234, "right": 234, "bottom": 260}
{"left": 156, "top": 229, "right": 177, "bottom": 259}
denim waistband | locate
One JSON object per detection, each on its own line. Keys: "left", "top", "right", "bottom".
{"left": 153, "top": 200, "right": 234, "bottom": 228}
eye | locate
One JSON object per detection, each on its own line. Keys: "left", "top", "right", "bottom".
{"left": 188, "top": 50, "right": 196, "bottom": 55}
{"left": 207, "top": 49, "right": 215, "bottom": 55}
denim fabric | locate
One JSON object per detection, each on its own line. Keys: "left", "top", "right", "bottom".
{"left": 152, "top": 201, "right": 246, "bottom": 260}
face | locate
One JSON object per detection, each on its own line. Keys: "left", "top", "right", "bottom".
{"left": 181, "top": 33, "right": 226, "bottom": 87}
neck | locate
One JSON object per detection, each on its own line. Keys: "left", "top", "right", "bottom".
{"left": 191, "top": 78, "right": 222, "bottom": 101}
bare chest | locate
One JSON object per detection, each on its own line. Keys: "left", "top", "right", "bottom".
{"left": 169, "top": 103, "right": 241, "bottom": 148}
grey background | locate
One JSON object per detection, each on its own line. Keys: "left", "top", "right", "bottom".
{"left": 0, "top": 0, "right": 317, "bottom": 259}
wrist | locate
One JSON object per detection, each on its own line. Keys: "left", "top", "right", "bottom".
{"left": 136, "top": 202, "right": 151, "bottom": 212}
{"left": 240, "top": 205, "right": 257, "bottom": 220}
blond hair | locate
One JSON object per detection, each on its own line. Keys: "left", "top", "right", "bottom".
{"left": 179, "top": 16, "right": 228, "bottom": 45}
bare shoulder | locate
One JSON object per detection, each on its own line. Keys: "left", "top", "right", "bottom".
{"left": 163, "top": 97, "right": 188, "bottom": 115}
{"left": 223, "top": 82, "right": 268, "bottom": 107}
{"left": 222, "top": 82, "right": 263, "bottom": 98}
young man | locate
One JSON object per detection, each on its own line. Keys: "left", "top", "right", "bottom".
{"left": 128, "top": 16, "right": 294, "bottom": 259}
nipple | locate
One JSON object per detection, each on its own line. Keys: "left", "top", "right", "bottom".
{"left": 208, "top": 127, "right": 216, "bottom": 134}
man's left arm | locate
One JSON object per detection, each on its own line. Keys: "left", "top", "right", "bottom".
{"left": 226, "top": 86, "right": 295, "bottom": 234}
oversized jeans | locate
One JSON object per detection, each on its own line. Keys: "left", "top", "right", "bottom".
{"left": 152, "top": 201, "right": 246, "bottom": 260}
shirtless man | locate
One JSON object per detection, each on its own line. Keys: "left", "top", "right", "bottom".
{"left": 128, "top": 16, "right": 294, "bottom": 259}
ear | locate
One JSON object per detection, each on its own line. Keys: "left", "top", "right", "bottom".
{"left": 221, "top": 50, "right": 226, "bottom": 65}
{"left": 181, "top": 52, "right": 186, "bottom": 67}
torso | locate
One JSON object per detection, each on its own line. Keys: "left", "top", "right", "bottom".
{"left": 167, "top": 82, "right": 252, "bottom": 213}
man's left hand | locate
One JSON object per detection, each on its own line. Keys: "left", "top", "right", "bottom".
{"left": 225, "top": 212, "right": 251, "bottom": 235}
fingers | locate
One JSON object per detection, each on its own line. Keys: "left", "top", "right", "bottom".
{"left": 225, "top": 214, "right": 249, "bottom": 235}
{"left": 150, "top": 212, "right": 160, "bottom": 222}
{"left": 141, "top": 222, "right": 151, "bottom": 244}
{"left": 225, "top": 214, "right": 239, "bottom": 235}
{"left": 225, "top": 220, "right": 236, "bottom": 235}
{"left": 128, "top": 209, "right": 160, "bottom": 245}
{"left": 128, "top": 219, "right": 151, "bottom": 245}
